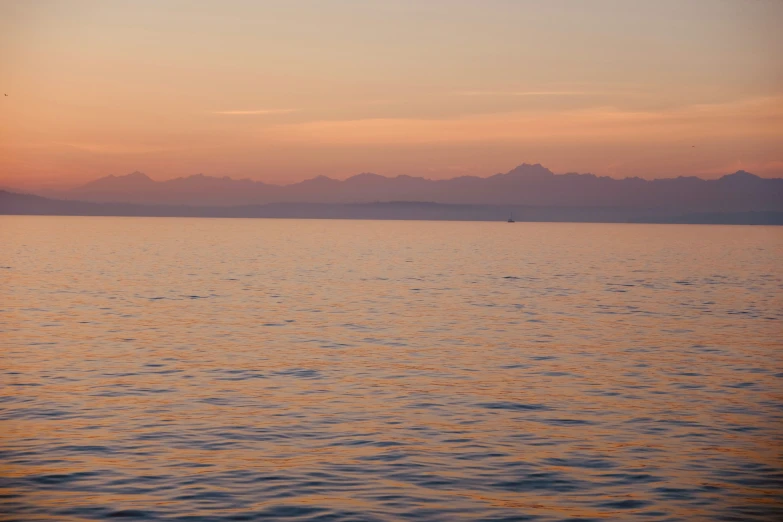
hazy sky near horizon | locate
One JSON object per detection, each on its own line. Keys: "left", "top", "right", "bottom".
{"left": 1, "top": 0, "right": 782, "bottom": 188}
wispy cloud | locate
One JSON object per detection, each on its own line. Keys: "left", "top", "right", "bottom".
{"left": 256, "top": 96, "right": 783, "bottom": 146}
{"left": 212, "top": 109, "right": 300, "bottom": 115}
{"left": 58, "top": 142, "right": 171, "bottom": 154}
{"left": 454, "top": 90, "right": 590, "bottom": 97}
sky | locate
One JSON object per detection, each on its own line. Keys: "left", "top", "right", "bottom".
{"left": 1, "top": 0, "right": 781, "bottom": 189}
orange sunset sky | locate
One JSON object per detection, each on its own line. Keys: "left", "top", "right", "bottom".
{"left": 1, "top": 0, "right": 781, "bottom": 189}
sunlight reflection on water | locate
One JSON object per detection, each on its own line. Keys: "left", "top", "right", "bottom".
{"left": 1, "top": 216, "right": 782, "bottom": 521}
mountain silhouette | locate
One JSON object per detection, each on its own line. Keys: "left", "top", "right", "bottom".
{"left": 32, "top": 163, "right": 783, "bottom": 212}
{"left": 77, "top": 170, "right": 156, "bottom": 191}
{"left": 3, "top": 190, "right": 782, "bottom": 225}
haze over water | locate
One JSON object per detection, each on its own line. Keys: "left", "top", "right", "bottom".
{"left": 1, "top": 216, "right": 782, "bottom": 521}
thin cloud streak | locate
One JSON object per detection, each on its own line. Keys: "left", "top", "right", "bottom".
{"left": 58, "top": 142, "right": 173, "bottom": 154}
{"left": 257, "top": 96, "right": 783, "bottom": 146}
{"left": 212, "top": 109, "right": 300, "bottom": 115}
{"left": 454, "top": 90, "right": 591, "bottom": 97}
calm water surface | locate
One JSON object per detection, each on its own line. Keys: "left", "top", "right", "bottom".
{"left": 1, "top": 216, "right": 782, "bottom": 521}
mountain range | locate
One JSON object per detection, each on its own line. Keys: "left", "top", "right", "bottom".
{"left": 29, "top": 163, "right": 783, "bottom": 212}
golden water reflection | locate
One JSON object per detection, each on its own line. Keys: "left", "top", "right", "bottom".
{"left": 1, "top": 217, "right": 782, "bottom": 521}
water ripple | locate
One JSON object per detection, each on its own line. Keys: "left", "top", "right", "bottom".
{"left": 1, "top": 217, "right": 781, "bottom": 521}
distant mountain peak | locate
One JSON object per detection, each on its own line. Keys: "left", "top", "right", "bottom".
{"left": 346, "top": 172, "right": 389, "bottom": 184}
{"left": 506, "top": 163, "right": 554, "bottom": 178}
{"left": 76, "top": 170, "right": 154, "bottom": 192}
{"left": 123, "top": 171, "right": 152, "bottom": 180}
{"left": 721, "top": 170, "right": 760, "bottom": 180}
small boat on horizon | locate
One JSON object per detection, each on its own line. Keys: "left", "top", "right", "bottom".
{"left": 507, "top": 213, "right": 515, "bottom": 223}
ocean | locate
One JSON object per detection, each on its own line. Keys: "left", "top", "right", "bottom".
{"left": 1, "top": 216, "right": 781, "bottom": 521}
